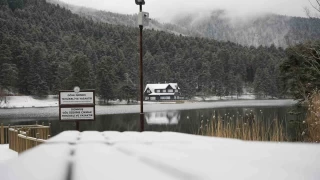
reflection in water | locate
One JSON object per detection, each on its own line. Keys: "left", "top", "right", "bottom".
{"left": 0, "top": 106, "right": 304, "bottom": 140}
{"left": 145, "top": 111, "right": 180, "bottom": 125}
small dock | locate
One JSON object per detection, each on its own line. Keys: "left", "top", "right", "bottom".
{"left": 1, "top": 131, "right": 320, "bottom": 180}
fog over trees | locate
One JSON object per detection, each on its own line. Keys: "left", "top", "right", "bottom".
{"left": 47, "top": 0, "right": 320, "bottom": 48}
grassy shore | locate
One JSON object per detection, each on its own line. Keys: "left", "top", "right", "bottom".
{"left": 303, "top": 91, "right": 320, "bottom": 143}
{"left": 199, "top": 111, "right": 287, "bottom": 142}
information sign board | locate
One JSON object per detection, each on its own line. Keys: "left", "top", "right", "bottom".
{"left": 60, "top": 107, "right": 94, "bottom": 120}
{"left": 59, "top": 89, "right": 95, "bottom": 122}
{"left": 60, "top": 92, "right": 94, "bottom": 105}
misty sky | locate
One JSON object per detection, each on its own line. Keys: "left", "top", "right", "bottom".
{"left": 59, "top": 0, "right": 315, "bottom": 22}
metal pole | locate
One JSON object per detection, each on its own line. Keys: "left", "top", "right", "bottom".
{"left": 139, "top": 4, "right": 144, "bottom": 132}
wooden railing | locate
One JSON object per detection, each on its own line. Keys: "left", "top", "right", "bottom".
{"left": 0, "top": 123, "right": 9, "bottom": 144}
{"left": 0, "top": 123, "right": 51, "bottom": 153}
{"left": 16, "top": 133, "right": 46, "bottom": 153}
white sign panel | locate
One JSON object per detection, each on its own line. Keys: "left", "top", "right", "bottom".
{"left": 60, "top": 92, "right": 94, "bottom": 105}
{"left": 60, "top": 107, "right": 94, "bottom": 120}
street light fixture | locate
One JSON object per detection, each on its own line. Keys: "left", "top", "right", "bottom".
{"left": 135, "top": 0, "right": 145, "bottom": 5}
{"left": 135, "top": 0, "right": 149, "bottom": 132}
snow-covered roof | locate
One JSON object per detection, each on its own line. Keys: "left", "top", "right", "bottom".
{"left": 148, "top": 93, "right": 175, "bottom": 96}
{"left": 144, "top": 83, "right": 179, "bottom": 93}
{"left": 169, "top": 83, "right": 180, "bottom": 90}
{"left": 2, "top": 131, "right": 320, "bottom": 180}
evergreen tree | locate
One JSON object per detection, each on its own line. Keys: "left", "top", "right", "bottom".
{"left": 70, "top": 54, "right": 92, "bottom": 89}
{"left": 0, "top": 63, "right": 18, "bottom": 92}
{"left": 96, "top": 57, "right": 115, "bottom": 103}
{"left": 8, "top": 0, "right": 23, "bottom": 11}
{"left": 0, "top": 0, "right": 8, "bottom": 6}
{"left": 235, "top": 74, "right": 243, "bottom": 98}
{"left": 253, "top": 68, "right": 265, "bottom": 98}
{"left": 280, "top": 41, "right": 320, "bottom": 100}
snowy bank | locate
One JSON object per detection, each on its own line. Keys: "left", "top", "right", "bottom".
{"left": 0, "top": 144, "right": 18, "bottom": 163}
{"left": 0, "top": 96, "right": 58, "bottom": 108}
{"left": 0, "top": 94, "right": 293, "bottom": 109}
{"left": 0, "top": 96, "right": 170, "bottom": 109}
{"left": 0, "top": 99, "right": 297, "bottom": 119}
{"left": 0, "top": 131, "right": 319, "bottom": 180}
{"left": 192, "top": 94, "right": 279, "bottom": 101}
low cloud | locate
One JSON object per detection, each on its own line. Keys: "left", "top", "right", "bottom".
{"left": 60, "top": 0, "right": 314, "bottom": 22}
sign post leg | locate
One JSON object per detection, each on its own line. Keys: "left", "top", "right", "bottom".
{"left": 76, "top": 121, "right": 80, "bottom": 132}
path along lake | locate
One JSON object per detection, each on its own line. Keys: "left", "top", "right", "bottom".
{"left": 0, "top": 100, "right": 304, "bottom": 140}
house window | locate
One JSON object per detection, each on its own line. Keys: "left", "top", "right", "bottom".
{"left": 175, "top": 89, "right": 179, "bottom": 92}
{"left": 147, "top": 90, "right": 150, "bottom": 93}
{"left": 162, "top": 90, "right": 166, "bottom": 93}
{"left": 156, "top": 90, "right": 160, "bottom": 93}
{"left": 168, "top": 89, "right": 173, "bottom": 93}
{"left": 160, "top": 96, "right": 171, "bottom": 100}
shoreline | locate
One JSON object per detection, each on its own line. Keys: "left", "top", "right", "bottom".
{"left": 0, "top": 99, "right": 298, "bottom": 120}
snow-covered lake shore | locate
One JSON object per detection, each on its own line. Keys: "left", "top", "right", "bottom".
{"left": 0, "top": 94, "right": 285, "bottom": 109}
{"left": 0, "top": 99, "right": 297, "bottom": 120}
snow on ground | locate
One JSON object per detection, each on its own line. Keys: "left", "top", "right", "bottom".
{"left": 0, "top": 96, "right": 58, "bottom": 108}
{"left": 192, "top": 94, "right": 263, "bottom": 101}
{"left": 0, "top": 131, "right": 320, "bottom": 180}
{"left": 0, "top": 96, "right": 170, "bottom": 109}
{"left": 0, "top": 144, "right": 18, "bottom": 163}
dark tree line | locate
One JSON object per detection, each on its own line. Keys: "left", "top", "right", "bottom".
{"left": 280, "top": 41, "right": 320, "bottom": 100}
{"left": 0, "top": 0, "right": 287, "bottom": 102}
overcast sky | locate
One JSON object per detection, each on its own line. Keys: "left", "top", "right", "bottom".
{"left": 59, "top": 0, "right": 314, "bottom": 22}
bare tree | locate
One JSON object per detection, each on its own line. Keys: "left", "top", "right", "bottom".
{"left": 305, "top": 0, "right": 320, "bottom": 18}
{"left": 0, "top": 88, "right": 5, "bottom": 105}
{"left": 309, "top": 0, "right": 320, "bottom": 12}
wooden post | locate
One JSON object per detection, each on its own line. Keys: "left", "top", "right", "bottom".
{"left": 7, "top": 124, "right": 10, "bottom": 144}
{"left": 36, "top": 133, "right": 39, "bottom": 146}
{"left": 48, "top": 123, "right": 51, "bottom": 138}
{"left": 76, "top": 121, "right": 80, "bottom": 131}
{"left": 0, "top": 123, "right": 3, "bottom": 144}
{"left": 26, "top": 130, "right": 28, "bottom": 151}
{"left": 17, "top": 130, "right": 19, "bottom": 153}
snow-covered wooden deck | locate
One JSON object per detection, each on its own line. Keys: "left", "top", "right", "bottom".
{"left": 1, "top": 131, "right": 320, "bottom": 180}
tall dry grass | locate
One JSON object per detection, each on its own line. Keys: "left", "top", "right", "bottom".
{"left": 199, "top": 111, "right": 287, "bottom": 142}
{"left": 304, "top": 91, "right": 320, "bottom": 142}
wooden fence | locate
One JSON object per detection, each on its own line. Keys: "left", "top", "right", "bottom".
{"left": 1, "top": 123, "right": 51, "bottom": 153}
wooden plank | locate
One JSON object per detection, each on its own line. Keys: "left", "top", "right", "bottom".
{"left": 1, "top": 123, "right": 3, "bottom": 144}
{"left": 73, "top": 144, "right": 178, "bottom": 180}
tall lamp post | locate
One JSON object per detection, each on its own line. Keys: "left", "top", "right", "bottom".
{"left": 135, "top": 0, "right": 149, "bottom": 132}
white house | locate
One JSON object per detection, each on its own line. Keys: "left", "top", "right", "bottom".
{"left": 144, "top": 83, "right": 181, "bottom": 101}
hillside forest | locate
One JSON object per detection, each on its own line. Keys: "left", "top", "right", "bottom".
{"left": 0, "top": 0, "right": 316, "bottom": 102}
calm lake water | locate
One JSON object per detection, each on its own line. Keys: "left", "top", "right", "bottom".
{"left": 0, "top": 100, "right": 305, "bottom": 141}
